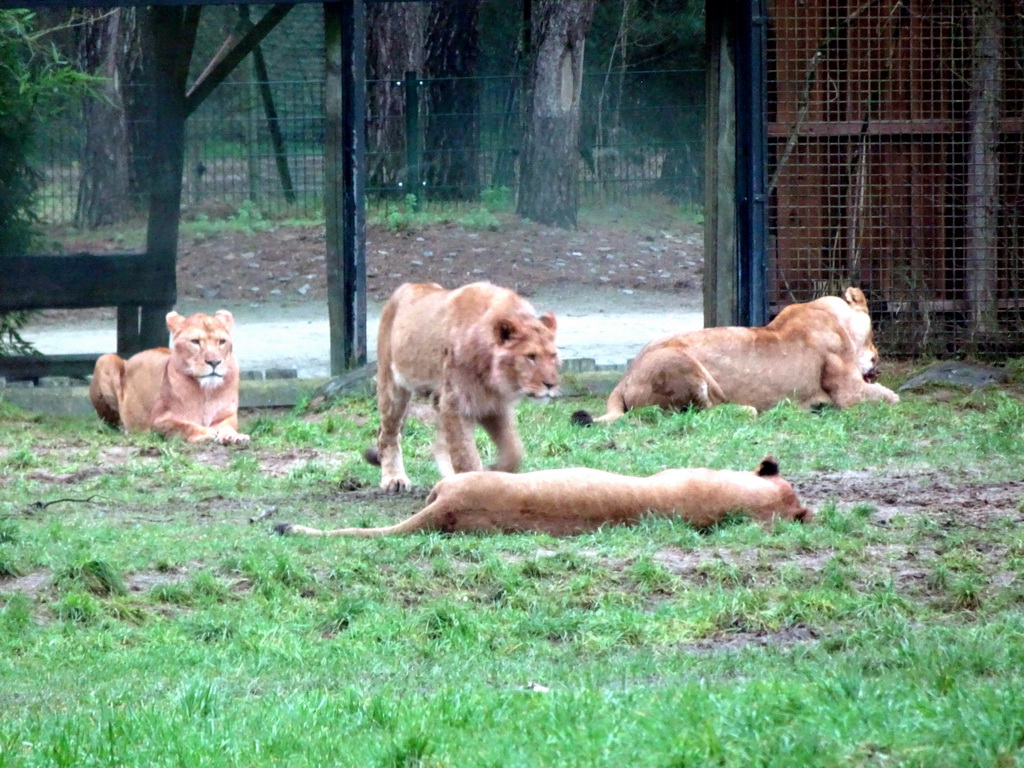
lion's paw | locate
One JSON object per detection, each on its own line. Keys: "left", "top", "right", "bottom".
{"left": 216, "top": 429, "right": 251, "bottom": 447}
{"left": 381, "top": 474, "right": 412, "bottom": 493}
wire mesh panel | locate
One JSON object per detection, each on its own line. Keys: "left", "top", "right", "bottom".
{"left": 32, "top": 66, "right": 703, "bottom": 231}
{"left": 767, "top": 0, "right": 1024, "bottom": 355}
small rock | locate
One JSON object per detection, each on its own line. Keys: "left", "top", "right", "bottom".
{"left": 265, "top": 368, "right": 299, "bottom": 380}
{"left": 898, "top": 361, "right": 1009, "bottom": 392}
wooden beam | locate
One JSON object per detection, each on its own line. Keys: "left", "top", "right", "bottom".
{"left": 140, "top": 7, "right": 190, "bottom": 354}
{"left": 184, "top": 4, "right": 293, "bottom": 117}
{"left": 324, "top": 0, "right": 367, "bottom": 373}
{"left": 0, "top": 354, "right": 101, "bottom": 382}
{"left": 0, "top": 254, "right": 173, "bottom": 311}
{"left": 10, "top": 0, "right": 428, "bottom": 6}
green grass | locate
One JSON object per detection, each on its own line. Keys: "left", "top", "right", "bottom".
{"left": 2, "top": 382, "right": 1024, "bottom": 766}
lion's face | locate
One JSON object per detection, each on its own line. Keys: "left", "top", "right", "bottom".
{"left": 844, "top": 304, "right": 880, "bottom": 382}
{"left": 494, "top": 312, "right": 561, "bottom": 399}
{"left": 166, "top": 310, "right": 237, "bottom": 388}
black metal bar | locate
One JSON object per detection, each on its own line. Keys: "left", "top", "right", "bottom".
{"left": 323, "top": 0, "right": 367, "bottom": 373}
{"left": 240, "top": 6, "right": 296, "bottom": 204}
{"left": 404, "top": 70, "right": 421, "bottom": 206}
{"left": 342, "top": 0, "right": 368, "bottom": 368}
{"left": 734, "top": 0, "right": 769, "bottom": 326}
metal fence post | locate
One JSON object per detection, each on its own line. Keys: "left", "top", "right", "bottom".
{"left": 404, "top": 70, "right": 421, "bottom": 209}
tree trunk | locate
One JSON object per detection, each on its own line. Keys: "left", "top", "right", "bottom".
{"left": 517, "top": 0, "right": 596, "bottom": 228}
{"left": 366, "top": 3, "right": 426, "bottom": 192}
{"left": 74, "top": 9, "right": 143, "bottom": 228}
{"left": 966, "top": 0, "right": 1002, "bottom": 338}
{"left": 422, "top": 0, "right": 481, "bottom": 201}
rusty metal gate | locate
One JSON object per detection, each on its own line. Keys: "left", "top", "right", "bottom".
{"left": 766, "top": 0, "right": 1024, "bottom": 355}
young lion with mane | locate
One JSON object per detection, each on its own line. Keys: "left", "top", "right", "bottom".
{"left": 365, "top": 281, "right": 561, "bottom": 492}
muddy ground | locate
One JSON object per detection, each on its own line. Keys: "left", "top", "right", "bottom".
{"left": 48, "top": 206, "right": 704, "bottom": 316}
{"left": 23, "top": 209, "right": 1024, "bottom": 579}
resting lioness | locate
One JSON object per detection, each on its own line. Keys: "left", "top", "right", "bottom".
{"left": 276, "top": 456, "right": 811, "bottom": 538}
{"left": 89, "top": 310, "right": 249, "bottom": 445}
{"left": 575, "top": 287, "right": 899, "bottom": 424}
{"left": 367, "top": 281, "right": 560, "bottom": 493}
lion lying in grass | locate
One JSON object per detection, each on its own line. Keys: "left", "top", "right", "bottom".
{"left": 89, "top": 310, "right": 249, "bottom": 445}
{"left": 275, "top": 456, "right": 811, "bottom": 538}
{"left": 574, "top": 287, "right": 899, "bottom": 424}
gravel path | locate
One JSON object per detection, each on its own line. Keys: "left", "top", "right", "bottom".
{"left": 23, "top": 286, "right": 703, "bottom": 378}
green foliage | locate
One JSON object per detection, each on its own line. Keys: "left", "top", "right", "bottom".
{"left": 0, "top": 311, "right": 40, "bottom": 357}
{"left": 54, "top": 558, "right": 127, "bottom": 597}
{"left": 0, "top": 11, "right": 91, "bottom": 356}
{"left": 371, "top": 193, "right": 504, "bottom": 233}
{"left": 185, "top": 200, "right": 272, "bottom": 240}
{"left": 0, "top": 10, "right": 90, "bottom": 254}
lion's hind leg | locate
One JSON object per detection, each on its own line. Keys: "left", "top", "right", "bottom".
{"left": 374, "top": 380, "right": 414, "bottom": 493}
{"left": 619, "top": 348, "right": 726, "bottom": 413}
{"left": 89, "top": 353, "right": 126, "bottom": 428}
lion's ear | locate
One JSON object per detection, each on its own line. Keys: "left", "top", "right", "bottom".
{"left": 165, "top": 311, "right": 185, "bottom": 334}
{"left": 214, "top": 309, "right": 235, "bottom": 332}
{"left": 494, "top": 317, "right": 520, "bottom": 343}
{"left": 539, "top": 312, "right": 557, "bottom": 333}
{"left": 755, "top": 456, "right": 780, "bottom": 477}
{"left": 843, "top": 287, "right": 869, "bottom": 313}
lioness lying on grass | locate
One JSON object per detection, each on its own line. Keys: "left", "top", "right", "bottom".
{"left": 574, "top": 287, "right": 898, "bottom": 424}
{"left": 275, "top": 456, "right": 811, "bottom": 538}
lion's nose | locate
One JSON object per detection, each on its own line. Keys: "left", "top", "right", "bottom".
{"left": 543, "top": 379, "right": 557, "bottom": 390}
{"left": 206, "top": 359, "right": 222, "bottom": 368}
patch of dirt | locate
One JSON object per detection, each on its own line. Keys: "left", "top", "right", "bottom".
{"left": 47, "top": 210, "right": 704, "bottom": 318}
{"left": 795, "top": 470, "right": 1024, "bottom": 527}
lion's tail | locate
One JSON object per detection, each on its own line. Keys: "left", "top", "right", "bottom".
{"left": 89, "top": 353, "right": 126, "bottom": 428}
{"left": 570, "top": 385, "right": 628, "bottom": 427}
{"left": 275, "top": 489, "right": 442, "bottom": 538}
{"left": 275, "top": 521, "right": 404, "bottom": 538}
{"left": 363, "top": 445, "right": 381, "bottom": 466}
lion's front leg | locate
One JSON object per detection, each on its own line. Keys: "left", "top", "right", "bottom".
{"left": 152, "top": 414, "right": 220, "bottom": 444}
{"left": 437, "top": 395, "right": 483, "bottom": 475}
{"left": 822, "top": 354, "right": 900, "bottom": 408}
{"left": 478, "top": 409, "right": 523, "bottom": 473}
{"left": 208, "top": 416, "right": 250, "bottom": 447}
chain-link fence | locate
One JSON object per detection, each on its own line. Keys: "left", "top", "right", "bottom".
{"left": 31, "top": 68, "right": 705, "bottom": 226}
{"left": 767, "top": 0, "right": 1024, "bottom": 356}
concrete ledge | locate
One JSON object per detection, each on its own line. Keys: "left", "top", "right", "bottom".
{"left": 558, "top": 370, "right": 624, "bottom": 398}
{"left": 2, "top": 377, "right": 333, "bottom": 415}
{"left": 0, "top": 359, "right": 624, "bottom": 415}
